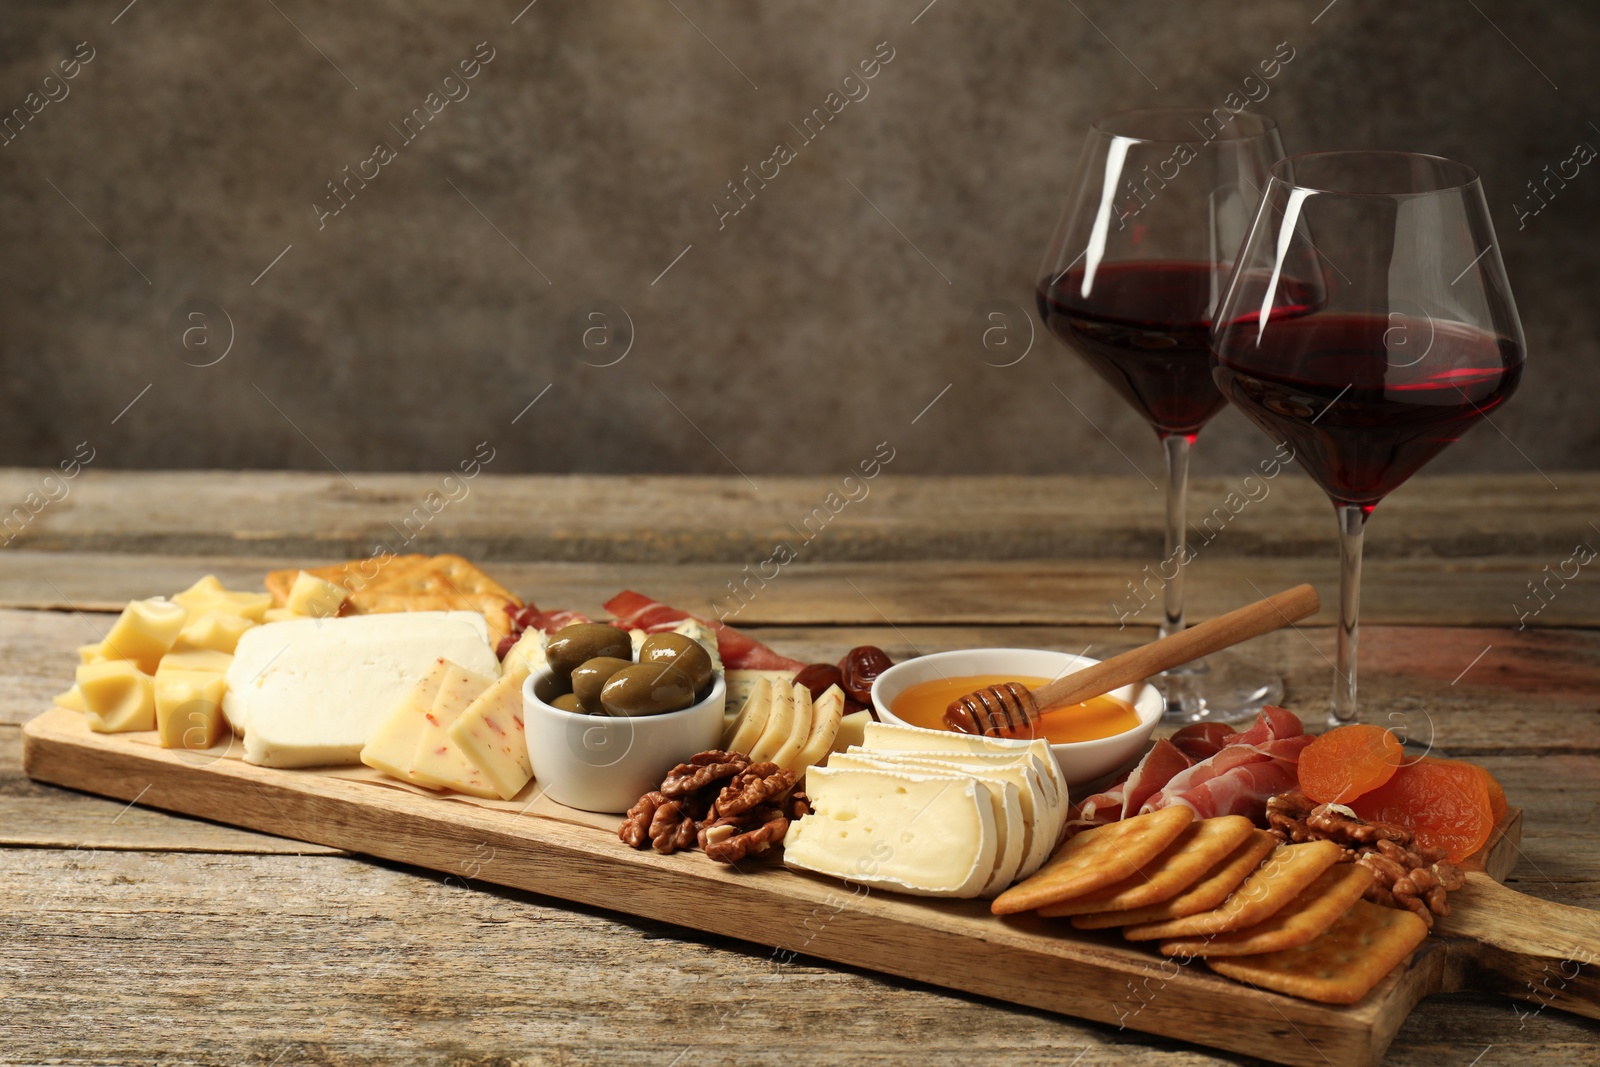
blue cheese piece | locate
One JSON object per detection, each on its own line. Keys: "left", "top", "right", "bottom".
{"left": 225, "top": 612, "right": 499, "bottom": 768}
{"left": 783, "top": 766, "right": 998, "bottom": 898}
{"left": 671, "top": 618, "right": 724, "bottom": 677}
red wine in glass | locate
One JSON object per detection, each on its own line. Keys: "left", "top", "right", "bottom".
{"left": 1035, "top": 107, "right": 1289, "bottom": 724}
{"left": 1210, "top": 150, "right": 1527, "bottom": 725}
{"left": 1214, "top": 314, "right": 1524, "bottom": 509}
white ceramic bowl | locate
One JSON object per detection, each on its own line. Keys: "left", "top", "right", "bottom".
{"left": 523, "top": 667, "right": 727, "bottom": 813}
{"left": 870, "top": 648, "right": 1163, "bottom": 789}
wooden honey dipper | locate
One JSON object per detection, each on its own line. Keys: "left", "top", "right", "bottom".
{"left": 944, "top": 584, "right": 1321, "bottom": 737}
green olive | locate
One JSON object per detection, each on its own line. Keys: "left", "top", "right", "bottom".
{"left": 546, "top": 623, "right": 632, "bottom": 680}
{"left": 637, "top": 632, "right": 713, "bottom": 692}
{"left": 600, "top": 662, "right": 697, "bottom": 717}
{"left": 550, "top": 692, "right": 583, "bottom": 713}
{"left": 571, "top": 656, "right": 633, "bottom": 714}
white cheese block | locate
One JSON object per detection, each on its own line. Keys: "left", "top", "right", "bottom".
{"left": 783, "top": 766, "right": 997, "bottom": 898}
{"left": 226, "top": 612, "right": 499, "bottom": 768}
{"left": 827, "top": 752, "right": 1024, "bottom": 896}
{"left": 862, "top": 721, "right": 1068, "bottom": 815}
{"left": 846, "top": 748, "right": 1063, "bottom": 876}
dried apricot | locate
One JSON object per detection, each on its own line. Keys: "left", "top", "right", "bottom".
{"left": 1475, "top": 764, "right": 1508, "bottom": 824}
{"left": 1350, "top": 758, "right": 1493, "bottom": 863}
{"left": 1298, "top": 724, "right": 1403, "bottom": 805}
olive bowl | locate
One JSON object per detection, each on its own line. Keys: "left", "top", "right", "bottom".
{"left": 522, "top": 666, "right": 726, "bottom": 813}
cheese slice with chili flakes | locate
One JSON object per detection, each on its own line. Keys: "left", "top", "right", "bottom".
{"left": 447, "top": 658, "right": 535, "bottom": 800}
{"left": 403, "top": 663, "right": 497, "bottom": 798}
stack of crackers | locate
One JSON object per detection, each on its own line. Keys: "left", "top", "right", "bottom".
{"left": 265, "top": 554, "right": 522, "bottom": 642}
{"left": 992, "top": 807, "right": 1429, "bottom": 1004}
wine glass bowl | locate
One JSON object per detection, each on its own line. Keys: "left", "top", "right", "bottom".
{"left": 1210, "top": 150, "right": 1525, "bottom": 724}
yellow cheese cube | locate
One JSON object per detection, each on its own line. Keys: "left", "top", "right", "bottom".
{"left": 407, "top": 663, "right": 498, "bottom": 797}
{"left": 77, "top": 643, "right": 102, "bottom": 664}
{"left": 155, "top": 670, "right": 228, "bottom": 750}
{"left": 99, "top": 598, "right": 188, "bottom": 674}
{"left": 76, "top": 660, "right": 156, "bottom": 732}
{"left": 361, "top": 659, "right": 453, "bottom": 783}
{"left": 285, "top": 571, "right": 347, "bottom": 618}
{"left": 174, "top": 613, "right": 255, "bottom": 654}
{"left": 156, "top": 648, "right": 234, "bottom": 675}
{"left": 173, "top": 575, "right": 272, "bottom": 622}
{"left": 54, "top": 684, "right": 87, "bottom": 713}
{"left": 449, "top": 659, "right": 534, "bottom": 800}
{"left": 262, "top": 607, "right": 300, "bottom": 623}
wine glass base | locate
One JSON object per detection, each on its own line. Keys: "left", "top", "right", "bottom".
{"left": 1157, "top": 651, "right": 1283, "bottom": 725}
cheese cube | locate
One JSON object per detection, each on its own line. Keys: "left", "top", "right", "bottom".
{"left": 157, "top": 648, "right": 234, "bottom": 675}
{"left": 98, "top": 598, "right": 188, "bottom": 673}
{"left": 175, "top": 613, "right": 256, "bottom": 654}
{"left": 262, "top": 607, "right": 299, "bottom": 623}
{"left": 285, "top": 571, "right": 347, "bottom": 618}
{"left": 362, "top": 659, "right": 453, "bottom": 781}
{"left": 405, "top": 663, "right": 497, "bottom": 797}
{"left": 77, "top": 643, "right": 102, "bottom": 665}
{"left": 831, "top": 710, "right": 871, "bottom": 753}
{"left": 76, "top": 660, "right": 157, "bottom": 733}
{"left": 54, "top": 684, "right": 87, "bottom": 713}
{"left": 502, "top": 628, "right": 548, "bottom": 674}
{"left": 783, "top": 766, "right": 998, "bottom": 898}
{"left": 228, "top": 612, "right": 498, "bottom": 767}
{"left": 173, "top": 575, "right": 272, "bottom": 622}
{"left": 155, "top": 671, "right": 228, "bottom": 750}
{"left": 448, "top": 659, "right": 534, "bottom": 800}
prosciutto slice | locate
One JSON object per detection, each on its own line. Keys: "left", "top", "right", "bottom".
{"left": 1139, "top": 706, "right": 1311, "bottom": 824}
{"left": 496, "top": 602, "right": 594, "bottom": 658}
{"left": 603, "top": 590, "right": 806, "bottom": 671}
{"left": 1067, "top": 706, "right": 1309, "bottom": 832}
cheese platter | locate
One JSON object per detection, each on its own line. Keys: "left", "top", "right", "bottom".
{"left": 22, "top": 555, "right": 1600, "bottom": 1066}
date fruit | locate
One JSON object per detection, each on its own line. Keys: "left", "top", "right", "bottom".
{"left": 794, "top": 663, "right": 844, "bottom": 703}
{"left": 838, "top": 646, "right": 893, "bottom": 706}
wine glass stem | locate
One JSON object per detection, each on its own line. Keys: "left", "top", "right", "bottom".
{"left": 1161, "top": 434, "right": 1191, "bottom": 641}
{"left": 1332, "top": 504, "right": 1368, "bottom": 725}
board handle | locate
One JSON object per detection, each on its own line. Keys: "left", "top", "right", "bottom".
{"left": 1437, "top": 871, "right": 1600, "bottom": 1022}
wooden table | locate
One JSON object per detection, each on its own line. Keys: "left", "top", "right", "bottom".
{"left": 4, "top": 470, "right": 1597, "bottom": 1066}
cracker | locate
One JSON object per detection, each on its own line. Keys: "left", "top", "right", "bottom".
{"left": 1121, "top": 839, "right": 1343, "bottom": 940}
{"left": 265, "top": 555, "right": 428, "bottom": 607}
{"left": 991, "top": 806, "right": 1193, "bottom": 915}
{"left": 355, "top": 553, "right": 518, "bottom": 604}
{"left": 1038, "top": 815, "right": 1254, "bottom": 917}
{"left": 1204, "top": 899, "right": 1428, "bottom": 1004}
{"left": 1158, "top": 862, "right": 1374, "bottom": 957}
{"left": 1072, "top": 830, "right": 1278, "bottom": 930}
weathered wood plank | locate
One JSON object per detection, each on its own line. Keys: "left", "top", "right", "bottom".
{"left": 0, "top": 552, "right": 1592, "bottom": 629}
{"left": 0, "top": 726, "right": 344, "bottom": 855}
{"left": 2, "top": 848, "right": 1595, "bottom": 1066}
{"left": 2, "top": 469, "right": 1595, "bottom": 563}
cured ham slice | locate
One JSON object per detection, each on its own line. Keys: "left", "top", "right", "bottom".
{"left": 1139, "top": 706, "right": 1311, "bottom": 824}
{"left": 603, "top": 590, "right": 806, "bottom": 672}
{"left": 1067, "top": 707, "right": 1310, "bottom": 832}
{"left": 1070, "top": 738, "right": 1194, "bottom": 829}
{"left": 1169, "top": 721, "right": 1237, "bottom": 762}
{"left": 496, "top": 602, "right": 594, "bottom": 658}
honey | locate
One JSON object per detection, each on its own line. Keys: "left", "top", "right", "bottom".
{"left": 890, "top": 674, "right": 1141, "bottom": 744}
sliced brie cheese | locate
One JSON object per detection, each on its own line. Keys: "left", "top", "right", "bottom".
{"left": 862, "top": 721, "right": 1068, "bottom": 815}
{"left": 783, "top": 766, "right": 997, "bottom": 899}
{"left": 827, "top": 753, "right": 1024, "bottom": 896}
{"left": 228, "top": 612, "right": 498, "bottom": 767}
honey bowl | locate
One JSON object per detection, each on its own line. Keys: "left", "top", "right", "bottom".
{"left": 869, "top": 648, "right": 1163, "bottom": 788}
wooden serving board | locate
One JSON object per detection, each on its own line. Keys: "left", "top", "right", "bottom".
{"left": 22, "top": 707, "right": 1600, "bottom": 1067}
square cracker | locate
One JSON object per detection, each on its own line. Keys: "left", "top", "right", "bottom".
{"left": 1122, "top": 839, "right": 1343, "bottom": 940}
{"left": 991, "top": 806, "right": 1193, "bottom": 916}
{"left": 1204, "top": 899, "right": 1428, "bottom": 1004}
{"left": 1072, "top": 830, "right": 1278, "bottom": 930}
{"left": 1039, "top": 815, "right": 1255, "bottom": 917}
{"left": 352, "top": 553, "right": 518, "bottom": 605}
{"left": 1158, "top": 862, "right": 1374, "bottom": 957}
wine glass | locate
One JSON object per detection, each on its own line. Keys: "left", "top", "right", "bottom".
{"left": 1211, "top": 151, "right": 1525, "bottom": 725}
{"left": 1037, "top": 107, "right": 1288, "bottom": 723}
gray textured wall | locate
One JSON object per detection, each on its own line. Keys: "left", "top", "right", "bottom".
{"left": 1, "top": 1, "right": 1594, "bottom": 481}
